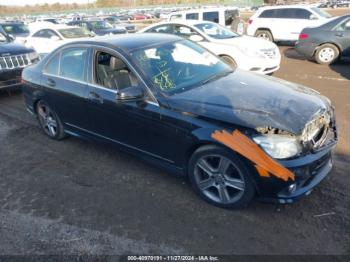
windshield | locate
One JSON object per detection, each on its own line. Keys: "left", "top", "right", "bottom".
{"left": 58, "top": 27, "right": 93, "bottom": 38}
{"left": 194, "top": 23, "right": 239, "bottom": 39}
{"left": 1, "top": 24, "right": 29, "bottom": 34}
{"left": 90, "top": 21, "right": 113, "bottom": 29}
{"left": 131, "top": 40, "right": 232, "bottom": 95}
{"left": 311, "top": 7, "right": 332, "bottom": 18}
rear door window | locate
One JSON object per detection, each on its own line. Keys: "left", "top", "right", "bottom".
{"left": 203, "top": 11, "right": 219, "bottom": 23}
{"left": 59, "top": 48, "right": 88, "bottom": 82}
{"left": 172, "top": 25, "right": 199, "bottom": 39}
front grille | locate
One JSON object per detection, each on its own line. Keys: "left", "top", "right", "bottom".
{"left": 0, "top": 54, "right": 32, "bottom": 70}
{"left": 261, "top": 48, "right": 277, "bottom": 59}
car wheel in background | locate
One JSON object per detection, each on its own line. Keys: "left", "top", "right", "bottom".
{"left": 36, "top": 100, "right": 65, "bottom": 140}
{"left": 220, "top": 55, "right": 237, "bottom": 69}
{"left": 315, "top": 44, "right": 339, "bottom": 65}
{"left": 188, "top": 145, "right": 255, "bottom": 209}
{"left": 254, "top": 30, "right": 273, "bottom": 42}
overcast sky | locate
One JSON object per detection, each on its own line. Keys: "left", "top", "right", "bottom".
{"left": 0, "top": 0, "right": 94, "bottom": 6}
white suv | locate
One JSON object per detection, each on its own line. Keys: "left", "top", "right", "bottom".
{"left": 247, "top": 5, "right": 334, "bottom": 42}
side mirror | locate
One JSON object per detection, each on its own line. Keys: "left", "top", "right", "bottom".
{"left": 189, "top": 34, "right": 204, "bottom": 42}
{"left": 50, "top": 35, "right": 60, "bottom": 41}
{"left": 8, "top": 34, "right": 15, "bottom": 41}
{"left": 116, "top": 86, "right": 144, "bottom": 101}
{"left": 309, "top": 14, "right": 318, "bottom": 20}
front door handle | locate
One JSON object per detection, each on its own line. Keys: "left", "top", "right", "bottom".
{"left": 46, "top": 78, "right": 56, "bottom": 87}
{"left": 335, "top": 33, "right": 344, "bottom": 37}
{"left": 88, "top": 91, "right": 103, "bottom": 104}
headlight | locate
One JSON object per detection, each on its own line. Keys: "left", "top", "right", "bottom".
{"left": 28, "top": 51, "right": 39, "bottom": 61}
{"left": 237, "top": 46, "right": 265, "bottom": 59}
{"left": 253, "top": 135, "right": 302, "bottom": 159}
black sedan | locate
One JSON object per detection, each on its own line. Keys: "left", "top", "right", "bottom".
{"left": 67, "top": 20, "right": 126, "bottom": 36}
{"left": 295, "top": 14, "right": 350, "bottom": 64}
{"left": 22, "top": 34, "right": 337, "bottom": 209}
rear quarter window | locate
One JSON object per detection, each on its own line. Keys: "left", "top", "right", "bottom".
{"left": 294, "top": 9, "right": 312, "bottom": 19}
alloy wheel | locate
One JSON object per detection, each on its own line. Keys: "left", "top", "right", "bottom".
{"left": 37, "top": 102, "right": 58, "bottom": 137}
{"left": 194, "top": 154, "right": 245, "bottom": 204}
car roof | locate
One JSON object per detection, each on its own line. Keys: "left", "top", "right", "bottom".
{"left": 64, "top": 33, "right": 183, "bottom": 52}
{"left": 144, "top": 20, "right": 216, "bottom": 29}
{"left": 259, "top": 4, "right": 315, "bottom": 10}
{"left": 170, "top": 7, "right": 238, "bottom": 14}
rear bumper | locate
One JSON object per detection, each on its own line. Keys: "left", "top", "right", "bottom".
{"left": 295, "top": 41, "right": 318, "bottom": 59}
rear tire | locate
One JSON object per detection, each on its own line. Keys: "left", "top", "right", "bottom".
{"left": 314, "top": 44, "right": 339, "bottom": 65}
{"left": 188, "top": 145, "right": 255, "bottom": 209}
{"left": 255, "top": 30, "right": 273, "bottom": 42}
{"left": 220, "top": 55, "right": 237, "bottom": 69}
{"left": 36, "top": 100, "right": 65, "bottom": 140}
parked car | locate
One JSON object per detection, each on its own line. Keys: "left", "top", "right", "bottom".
{"left": 247, "top": 5, "right": 334, "bottom": 42}
{"left": 329, "top": 0, "right": 350, "bottom": 8}
{"left": 132, "top": 14, "right": 148, "bottom": 20}
{"left": 67, "top": 20, "right": 126, "bottom": 36}
{"left": 102, "top": 16, "right": 136, "bottom": 33}
{"left": 140, "top": 21, "right": 281, "bottom": 74}
{"left": 0, "top": 22, "right": 30, "bottom": 44}
{"left": 167, "top": 7, "right": 239, "bottom": 29}
{"left": 295, "top": 14, "right": 350, "bottom": 64}
{"left": 25, "top": 25, "right": 95, "bottom": 56}
{"left": 22, "top": 34, "right": 337, "bottom": 209}
{"left": 0, "top": 27, "right": 39, "bottom": 90}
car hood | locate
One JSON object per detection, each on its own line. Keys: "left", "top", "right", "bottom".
{"left": 166, "top": 70, "right": 329, "bottom": 135}
{"left": 0, "top": 42, "right": 33, "bottom": 56}
{"left": 215, "top": 35, "right": 277, "bottom": 50}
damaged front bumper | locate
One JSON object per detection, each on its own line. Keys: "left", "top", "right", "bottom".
{"left": 259, "top": 145, "right": 335, "bottom": 204}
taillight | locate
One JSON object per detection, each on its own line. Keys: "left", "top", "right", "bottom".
{"left": 248, "top": 19, "right": 253, "bottom": 25}
{"left": 299, "top": 33, "right": 309, "bottom": 40}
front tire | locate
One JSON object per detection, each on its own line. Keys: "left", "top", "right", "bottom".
{"left": 36, "top": 100, "right": 65, "bottom": 140}
{"left": 188, "top": 145, "right": 255, "bottom": 209}
{"left": 314, "top": 44, "right": 339, "bottom": 65}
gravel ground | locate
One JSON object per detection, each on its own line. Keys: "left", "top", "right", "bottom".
{"left": 0, "top": 45, "right": 349, "bottom": 257}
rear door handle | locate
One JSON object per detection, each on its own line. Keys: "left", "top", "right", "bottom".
{"left": 46, "top": 78, "right": 56, "bottom": 87}
{"left": 88, "top": 91, "right": 103, "bottom": 104}
{"left": 335, "top": 33, "right": 344, "bottom": 37}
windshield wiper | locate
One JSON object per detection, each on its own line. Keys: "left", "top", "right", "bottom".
{"left": 201, "top": 70, "right": 233, "bottom": 85}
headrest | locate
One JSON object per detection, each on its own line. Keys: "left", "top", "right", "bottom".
{"left": 110, "top": 57, "right": 126, "bottom": 71}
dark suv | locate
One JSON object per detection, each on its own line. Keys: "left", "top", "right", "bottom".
{"left": 0, "top": 27, "right": 39, "bottom": 90}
